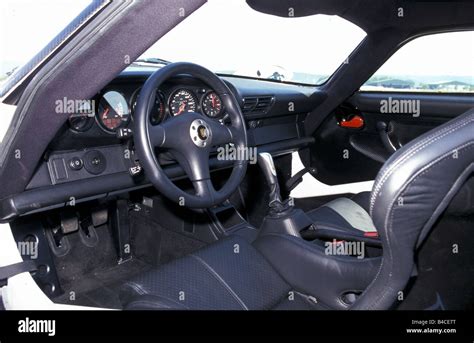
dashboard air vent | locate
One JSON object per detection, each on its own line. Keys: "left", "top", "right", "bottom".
{"left": 242, "top": 96, "right": 274, "bottom": 114}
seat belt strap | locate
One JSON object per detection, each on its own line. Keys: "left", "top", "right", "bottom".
{"left": 0, "top": 260, "right": 37, "bottom": 287}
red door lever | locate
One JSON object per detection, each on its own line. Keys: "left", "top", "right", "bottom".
{"left": 339, "top": 115, "right": 364, "bottom": 129}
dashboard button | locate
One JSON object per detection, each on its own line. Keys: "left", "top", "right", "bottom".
{"left": 117, "top": 127, "right": 133, "bottom": 139}
{"left": 51, "top": 158, "right": 68, "bottom": 181}
{"left": 129, "top": 161, "right": 143, "bottom": 177}
{"left": 68, "top": 157, "right": 83, "bottom": 171}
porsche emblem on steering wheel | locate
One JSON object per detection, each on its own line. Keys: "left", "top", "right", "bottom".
{"left": 189, "top": 119, "right": 211, "bottom": 147}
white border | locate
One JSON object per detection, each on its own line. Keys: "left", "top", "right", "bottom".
{"left": 0, "top": 222, "right": 103, "bottom": 310}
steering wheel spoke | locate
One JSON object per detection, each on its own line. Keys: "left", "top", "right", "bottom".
{"left": 192, "top": 178, "right": 217, "bottom": 199}
{"left": 148, "top": 124, "right": 167, "bottom": 148}
{"left": 178, "top": 147, "right": 211, "bottom": 182}
{"left": 207, "top": 120, "right": 233, "bottom": 146}
{"left": 175, "top": 148, "right": 217, "bottom": 200}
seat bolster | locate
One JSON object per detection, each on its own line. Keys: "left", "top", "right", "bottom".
{"left": 124, "top": 294, "right": 189, "bottom": 310}
{"left": 273, "top": 291, "right": 330, "bottom": 311}
{"left": 253, "top": 233, "right": 381, "bottom": 309}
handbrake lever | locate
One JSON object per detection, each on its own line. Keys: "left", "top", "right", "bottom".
{"left": 285, "top": 166, "right": 317, "bottom": 193}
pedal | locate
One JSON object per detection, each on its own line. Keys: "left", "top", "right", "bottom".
{"left": 60, "top": 211, "right": 79, "bottom": 234}
{"left": 91, "top": 208, "right": 108, "bottom": 227}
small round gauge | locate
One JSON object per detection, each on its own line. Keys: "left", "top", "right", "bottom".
{"left": 97, "top": 91, "right": 130, "bottom": 132}
{"left": 131, "top": 88, "right": 165, "bottom": 125}
{"left": 68, "top": 113, "right": 94, "bottom": 132}
{"left": 201, "top": 91, "right": 223, "bottom": 118}
{"left": 169, "top": 89, "right": 197, "bottom": 116}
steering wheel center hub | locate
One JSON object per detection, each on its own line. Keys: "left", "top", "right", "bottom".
{"left": 190, "top": 119, "right": 211, "bottom": 147}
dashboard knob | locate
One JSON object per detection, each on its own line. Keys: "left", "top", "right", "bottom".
{"left": 83, "top": 150, "right": 107, "bottom": 175}
{"left": 68, "top": 157, "right": 83, "bottom": 171}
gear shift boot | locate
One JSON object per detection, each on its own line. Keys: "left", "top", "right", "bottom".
{"left": 259, "top": 207, "right": 314, "bottom": 237}
{"left": 258, "top": 152, "right": 282, "bottom": 205}
{"left": 257, "top": 153, "right": 314, "bottom": 237}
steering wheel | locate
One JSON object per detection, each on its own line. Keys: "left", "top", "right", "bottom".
{"left": 134, "top": 62, "right": 248, "bottom": 208}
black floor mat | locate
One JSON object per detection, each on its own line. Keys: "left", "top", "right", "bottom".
{"left": 51, "top": 223, "right": 152, "bottom": 308}
{"left": 51, "top": 212, "right": 206, "bottom": 309}
{"left": 53, "top": 258, "right": 152, "bottom": 309}
{"left": 129, "top": 210, "right": 207, "bottom": 266}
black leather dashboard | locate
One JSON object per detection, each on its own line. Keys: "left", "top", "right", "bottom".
{"left": 0, "top": 71, "right": 323, "bottom": 221}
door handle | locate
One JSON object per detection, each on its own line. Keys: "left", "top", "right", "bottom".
{"left": 338, "top": 115, "right": 365, "bottom": 129}
{"left": 376, "top": 121, "right": 399, "bottom": 153}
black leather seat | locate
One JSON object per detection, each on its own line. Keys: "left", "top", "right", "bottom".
{"left": 120, "top": 108, "right": 474, "bottom": 310}
{"left": 120, "top": 235, "right": 324, "bottom": 310}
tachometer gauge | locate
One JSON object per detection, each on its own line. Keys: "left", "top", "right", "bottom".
{"left": 131, "top": 88, "right": 165, "bottom": 124}
{"left": 97, "top": 91, "right": 130, "bottom": 132}
{"left": 169, "top": 89, "right": 197, "bottom": 116}
{"left": 201, "top": 91, "right": 223, "bottom": 118}
{"left": 68, "top": 113, "right": 94, "bottom": 132}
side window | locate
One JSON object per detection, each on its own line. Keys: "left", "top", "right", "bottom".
{"left": 361, "top": 31, "right": 474, "bottom": 93}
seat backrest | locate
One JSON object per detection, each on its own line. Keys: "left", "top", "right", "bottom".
{"left": 352, "top": 107, "right": 474, "bottom": 310}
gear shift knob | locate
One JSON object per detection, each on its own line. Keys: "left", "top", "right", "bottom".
{"left": 258, "top": 152, "right": 282, "bottom": 204}
{"left": 258, "top": 153, "right": 277, "bottom": 185}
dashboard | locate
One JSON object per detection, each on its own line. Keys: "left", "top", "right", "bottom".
{"left": 68, "top": 79, "right": 226, "bottom": 136}
{"left": 0, "top": 70, "right": 325, "bottom": 221}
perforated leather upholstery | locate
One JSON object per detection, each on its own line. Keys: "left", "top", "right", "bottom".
{"left": 120, "top": 236, "right": 321, "bottom": 310}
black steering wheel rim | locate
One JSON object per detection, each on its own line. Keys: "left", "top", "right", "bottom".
{"left": 134, "top": 62, "right": 248, "bottom": 208}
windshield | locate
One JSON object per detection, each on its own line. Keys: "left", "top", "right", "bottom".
{"left": 139, "top": 0, "right": 366, "bottom": 85}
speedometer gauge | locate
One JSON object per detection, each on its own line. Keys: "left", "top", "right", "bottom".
{"left": 169, "top": 89, "right": 197, "bottom": 116}
{"left": 97, "top": 91, "right": 130, "bottom": 132}
{"left": 202, "top": 91, "right": 223, "bottom": 118}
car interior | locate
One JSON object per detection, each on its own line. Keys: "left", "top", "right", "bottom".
{"left": 0, "top": 0, "right": 473, "bottom": 311}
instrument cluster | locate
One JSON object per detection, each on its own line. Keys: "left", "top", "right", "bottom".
{"left": 68, "top": 85, "right": 225, "bottom": 134}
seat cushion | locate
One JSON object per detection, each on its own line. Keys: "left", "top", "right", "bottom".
{"left": 120, "top": 235, "right": 319, "bottom": 310}
{"left": 306, "top": 192, "right": 377, "bottom": 234}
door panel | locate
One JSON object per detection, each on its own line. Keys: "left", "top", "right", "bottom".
{"left": 305, "top": 92, "right": 474, "bottom": 185}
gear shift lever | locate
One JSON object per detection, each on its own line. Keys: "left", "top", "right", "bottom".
{"left": 258, "top": 152, "right": 282, "bottom": 205}
{"left": 257, "top": 153, "right": 312, "bottom": 237}
{"left": 258, "top": 152, "right": 294, "bottom": 215}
